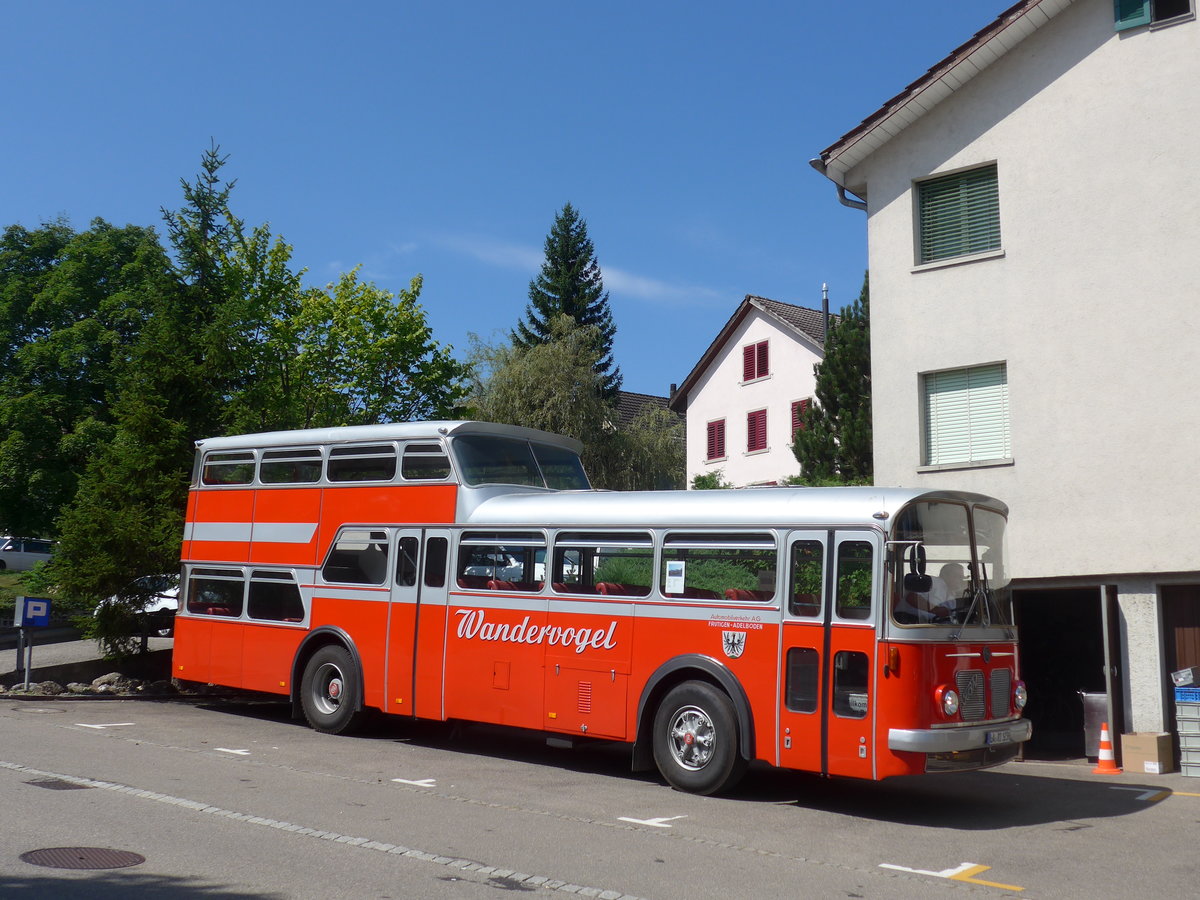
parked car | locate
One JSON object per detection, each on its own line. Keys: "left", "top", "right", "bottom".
{"left": 0, "top": 536, "right": 55, "bottom": 571}
{"left": 95, "top": 574, "right": 180, "bottom": 637}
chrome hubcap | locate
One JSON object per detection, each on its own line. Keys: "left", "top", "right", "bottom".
{"left": 312, "top": 663, "right": 344, "bottom": 716}
{"left": 668, "top": 705, "right": 715, "bottom": 770}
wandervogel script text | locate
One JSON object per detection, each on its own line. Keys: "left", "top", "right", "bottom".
{"left": 454, "top": 608, "right": 618, "bottom": 654}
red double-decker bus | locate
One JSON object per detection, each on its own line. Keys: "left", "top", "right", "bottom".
{"left": 174, "top": 420, "right": 1030, "bottom": 794}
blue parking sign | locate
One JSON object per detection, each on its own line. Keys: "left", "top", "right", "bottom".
{"left": 15, "top": 596, "right": 52, "bottom": 627}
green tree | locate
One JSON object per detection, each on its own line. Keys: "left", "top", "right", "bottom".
{"left": 474, "top": 314, "right": 612, "bottom": 467}
{"left": 472, "top": 316, "right": 680, "bottom": 490}
{"left": 792, "top": 272, "right": 872, "bottom": 484}
{"left": 0, "top": 220, "right": 174, "bottom": 537}
{"left": 513, "top": 203, "right": 621, "bottom": 398}
{"left": 285, "top": 269, "right": 470, "bottom": 428}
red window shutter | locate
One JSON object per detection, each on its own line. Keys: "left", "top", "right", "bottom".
{"left": 747, "top": 410, "right": 767, "bottom": 452}
{"left": 792, "top": 398, "right": 810, "bottom": 434}
{"left": 707, "top": 420, "right": 725, "bottom": 460}
{"left": 743, "top": 345, "right": 755, "bottom": 381}
{"left": 756, "top": 341, "right": 769, "bottom": 379}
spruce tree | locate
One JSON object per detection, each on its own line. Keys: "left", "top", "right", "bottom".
{"left": 793, "top": 272, "right": 872, "bottom": 484}
{"left": 513, "top": 203, "right": 622, "bottom": 397}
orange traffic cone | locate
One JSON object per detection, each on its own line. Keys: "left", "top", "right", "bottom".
{"left": 1093, "top": 722, "right": 1123, "bottom": 775}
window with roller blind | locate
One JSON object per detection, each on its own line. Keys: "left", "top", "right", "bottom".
{"left": 916, "top": 165, "right": 1000, "bottom": 264}
{"left": 921, "top": 363, "right": 1010, "bottom": 467}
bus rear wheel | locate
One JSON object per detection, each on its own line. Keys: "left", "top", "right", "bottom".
{"left": 300, "top": 645, "right": 366, "bottom": 735}
{"left": 652, "top": 681, "right": 746, "bottom": 795}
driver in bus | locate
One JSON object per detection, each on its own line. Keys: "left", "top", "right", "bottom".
{"left": 895, "top": 563, "right": 964, "bottom": 623}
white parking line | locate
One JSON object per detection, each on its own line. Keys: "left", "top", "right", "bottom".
{"left": 0, "top": 759, "right": 643, "bottom": 899}
{"left": 392, "top": 777, "right": 437, "bottom": 787}
{"left": 76, "top": 723, "right": 136, "bottom": 729}
{"left": 617, "top": 815, "right": 686, "bottom": 828}
{"left": 216, "top": 748, "right": 251, "bottom": 756}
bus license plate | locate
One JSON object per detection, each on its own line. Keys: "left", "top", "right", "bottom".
{"left": 985, "top": 729, "right": 1010, "bottom": 745}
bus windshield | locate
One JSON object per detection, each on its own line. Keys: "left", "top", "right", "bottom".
{"left": 890, "top": 500, "right": 1014, "bottom": 628}
{"left": 452, "top": 435, "right": 590, "bottom": 490}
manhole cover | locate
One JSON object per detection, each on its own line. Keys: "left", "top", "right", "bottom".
{"left": 20, "top": 847, "right": 145, "bottom": 870}
{"left": 25, "top": 778, "right": 93, "bottom": 791}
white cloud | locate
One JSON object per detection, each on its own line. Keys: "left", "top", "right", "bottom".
{"left": 434, "top": 231, "right": 724, "bottom": 307}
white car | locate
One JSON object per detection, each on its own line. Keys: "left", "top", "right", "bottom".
{"left": 0, "top": 536, "right": 54, "bottom": 571}
{"left": 96, "top": 574, "right": 180, "bottom": 637}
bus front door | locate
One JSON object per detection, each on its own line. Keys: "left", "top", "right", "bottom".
{"left": 778, "top": 531, "right": 828, "bottom": 773}
{"left": 823, "top": 531, "right": 879, "bottom": 779}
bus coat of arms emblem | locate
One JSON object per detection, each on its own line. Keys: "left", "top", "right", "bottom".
{"left": 722, "top": 630, "right": 746, "bottom": 659}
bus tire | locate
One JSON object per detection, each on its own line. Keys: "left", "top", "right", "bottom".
{"left": 652, "top": 681, "right": 746, "bottom": 795}
{"left": 300, "top": 645, "right": 365, "bottom": 735}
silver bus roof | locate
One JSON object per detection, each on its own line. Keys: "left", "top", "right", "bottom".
{"left": 194, "top": 421, "right": 583, "bottom": 455}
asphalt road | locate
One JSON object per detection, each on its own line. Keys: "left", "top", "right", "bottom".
{"left": 4, "top": 693, "right": 1200, "bottom": 899}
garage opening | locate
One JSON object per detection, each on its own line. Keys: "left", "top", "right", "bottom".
{"left": 1015, "top": 587, "right": 1106, "bottom": 758}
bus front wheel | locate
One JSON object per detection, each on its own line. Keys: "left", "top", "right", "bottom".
{"left": 652, "top": 681, "right": 746, "bottom": 795}
{"left": 300, "top": 645, "right": 366, "bottom": 735}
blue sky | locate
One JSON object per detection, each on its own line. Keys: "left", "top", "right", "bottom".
{"left": 4, "top": 1, "right": 1005, "bottom": 397}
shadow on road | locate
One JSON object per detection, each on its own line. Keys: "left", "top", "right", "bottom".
{"left": 0, "top": 871, "right": 284, "bottom": 899}
{"left": 195, "top": 698, "right": 1165, "bottom": 831}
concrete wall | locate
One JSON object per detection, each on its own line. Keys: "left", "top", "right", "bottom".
{"left": 845, "top": 0, "right": 1200, "bottom": 580}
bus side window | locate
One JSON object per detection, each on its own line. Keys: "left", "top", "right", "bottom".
{"left": 789, "top": 540, "right": 823, "bottom": 617}
{"left": 835, "top": 541, "right": 873, "bottom": 620}
{"left": 401, "top": 444, "right": 452, "bottom": 481}
{"left": 248, "top": 571, "right": 305, "bottom": 622}
{"left": 833, "top": 650, "right": 869, "bottom": 718}
{"left": 785, "top": 647, "right": 819, "bottom": 713}
{"left": 323, "top": 530, "right": 390, "bottom": 585}
{"left": 202, "top": 451, "right": 255, "bottom": 485}
{"left": 187, "top": 568, "right": 245, "bottom": 617}
{"left": 424, "top": 537, "right": 448, "bottom": 588}
{"left": 396, "top": 537, "right": 419, "bottom": 587}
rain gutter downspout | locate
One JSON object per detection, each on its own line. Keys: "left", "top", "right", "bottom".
{"left": 808, "top": 157, "right": 867, "bottom": 212}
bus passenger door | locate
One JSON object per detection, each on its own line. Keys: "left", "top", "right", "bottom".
{"left": 385, "top": 529, "right": 444, "bottom": 719}
{"left": 778, "top": 531, "right": 827, "bottom": 773}
{"left": 823, "top": 530, "right": 879, "bottom": 779}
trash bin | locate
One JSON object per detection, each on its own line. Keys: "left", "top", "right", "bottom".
{"left": 1079, "top": 691, "right": 1107, "bottom": 759}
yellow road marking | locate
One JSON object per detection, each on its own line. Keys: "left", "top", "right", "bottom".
{"left": 880, "top": 861, "right": 1023, "bottom": 892}
{"left": 950, "top": 864, "right": 1024, "bottom": 891}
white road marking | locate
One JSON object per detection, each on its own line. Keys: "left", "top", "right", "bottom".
{"left": 76, "top": 723, "right": 136, "bottom": 729}
{"left": 1111, "top": 786, "right": 1169, "bottom": 802}
{"left": 617, "top": 815, "right": 686, "bottom": 828}
{"left": 215, "top": 748, "right": 251, "bottom": 756}
{"left": 391, "top": 777, "right": 437, "bottom": 787}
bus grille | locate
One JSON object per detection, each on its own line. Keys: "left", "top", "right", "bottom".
{"left": 991, "top": 668, "right": 1012, "bottom": 718}
{"left": 956, "top": 671, "right": 986, "bottom": 721}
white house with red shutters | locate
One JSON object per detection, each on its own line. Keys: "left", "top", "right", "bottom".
{"left": 668, "top": 295, "right": 829, "bottom": 488}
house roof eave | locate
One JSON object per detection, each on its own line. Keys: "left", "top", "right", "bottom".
{"left": 815, "top": 0, "right": 1076, "bottom": 188}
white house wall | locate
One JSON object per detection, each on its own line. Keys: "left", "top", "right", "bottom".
{"left": 684, "top": 310, "right": 822, "bottom": 487}
{"left": 845, "top": 0, "right": 1200, "bottom": 580}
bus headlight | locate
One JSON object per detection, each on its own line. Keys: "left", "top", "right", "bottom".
{"left": 1013, "top": 681, "right": 1028, "bottom": 711}
{"left": 935, "top": 685, "right": 960, "bottom": 718}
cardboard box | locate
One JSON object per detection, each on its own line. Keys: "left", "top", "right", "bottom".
{"left": 1172, "top": 666, "right": 1200, "bottom": 687}
{"left": 1121, "top": 732, "right": 1175, "bottom": 775}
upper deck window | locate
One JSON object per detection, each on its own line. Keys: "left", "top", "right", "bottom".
{"left": 327, "top": 444, "right": 398, "bottom": 483}
{"left": 260, "top": 448, "right": 322, "bottom": 484}
{"left": 202, "top": 451, "right": 255, "bottom": 486}
{"left": 452, "top": 435, "right": 589, "bottom": 490}
{"left": 401, "top": 443, "right": 452, "bottom": 481}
